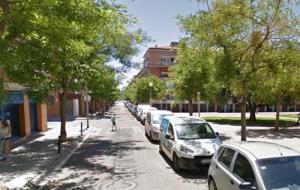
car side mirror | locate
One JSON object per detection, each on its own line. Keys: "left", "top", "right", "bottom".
{"left": 239, "top": 182, "right": 257, "bottom": 190}
{"left": 215, "top": 132, "right": 219, "bottom": 136}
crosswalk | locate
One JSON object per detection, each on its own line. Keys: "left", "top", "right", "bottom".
{"left": 90, "top": 125, "right": 143, "bottom": 136}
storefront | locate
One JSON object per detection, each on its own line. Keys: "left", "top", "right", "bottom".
{"left": 0, "top": 87, "right": 48, "bottom": 139}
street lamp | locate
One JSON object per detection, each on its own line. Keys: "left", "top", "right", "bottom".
{"left": 149, "top": 82, "right": 153, "bottom": 105}
{"left": 197, "top": 91, "right": 201, "bottom": 117}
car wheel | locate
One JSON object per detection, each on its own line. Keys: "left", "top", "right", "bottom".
{"left": 159, "top": 142, "right": 163, "bottom": 154}
{"left": 145, "top": 126, "right": 148, "bottom": 137}
{"left": 150, "top": 131, "right": 154, "bottom": 142}
{"left": 208, "top": 178, "right": 217, "bottom": 190}
{"left": 173, "top": 154, "right": 181, "bottom": 172}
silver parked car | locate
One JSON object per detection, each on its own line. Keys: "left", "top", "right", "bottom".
{"left": 208, "top": 141, "right": 300, "bottom": 190}
{"left": 136, "top": 104, "right": 151, "bottom": 121}
{"left": 145, "top": 110, "right": 173, "bottom": 141}
{"left": 140, "top": 106, "right": 158, "bottom": 125}
{"left": 159, "top": 116, "right": 221, "bottom": 171}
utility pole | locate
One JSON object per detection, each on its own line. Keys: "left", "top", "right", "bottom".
{"left": 85, "top": 86, "right": 90, "bottom": 128}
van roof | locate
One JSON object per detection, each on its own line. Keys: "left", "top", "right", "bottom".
{"left": 163, "top": 115, "right": 206, "bottom": 125}
{"left": 148, "top": 110, "right": 173, "bottom": 115}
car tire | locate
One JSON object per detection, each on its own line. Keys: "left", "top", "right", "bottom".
{"left": 159, "top": 142, "right": 163, "bottom": 154}
{"left": 173, "top": 154, "right": 181, "bottom": 172}
{"left": 145, "top": 126, "right": 148, "bottom": 137}
{"left": 208, "top": 178, "right": 217, "bottom": 190}
{"left": 150, "top": 131, "right": 154, "bottom": 142}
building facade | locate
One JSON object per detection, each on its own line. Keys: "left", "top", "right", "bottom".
{"left": 134, "top": 42, "right": 300, "bottom": 113}
{"left": 0, "top": 82, "right": 48, "bottom": 139}
{"left": 135, "top": 42, "right": 178, "bottom": 79}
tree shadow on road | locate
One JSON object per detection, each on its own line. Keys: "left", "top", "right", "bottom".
{"left": 42, "top": 139, "right": 149, "bottom": 190}
{"left": 158, "top": 152, "right": 208, "bottom": 185}
{"left": 236, "top": 127, "right": 300, "bottom": 139}
{"left": 217, "top": 133, "right": 232, "bottom": 141}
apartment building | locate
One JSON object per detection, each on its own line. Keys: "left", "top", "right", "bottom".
{"left": 134, "top": 42, "right": 300, "bottom": 113}
{"left": 135, "top": 42, "right": 178, "bottom": 79}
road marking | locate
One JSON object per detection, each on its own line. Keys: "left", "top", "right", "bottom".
{"left": 97, "top": 152, "right": 137, "bottom": 190}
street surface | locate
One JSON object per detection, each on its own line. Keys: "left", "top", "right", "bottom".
{"left": 42, "top": 102, "right": 300, "bottom": 190}
{"left": 43, "top": 102, "right": 208, "bottom": 190}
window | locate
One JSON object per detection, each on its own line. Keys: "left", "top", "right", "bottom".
{"left": 218, "top": 148, "right": 235, "bottom": 169}
{"left": 168, "top": 123, "right": 174, "bottom": 139}
{"left": 217, "top": 146, "right": 224, "bottom": 158}
{"left": 233, "top": 154, "right": 256, "bottom": 184}
{"left": 175, "top": 123, "right": 216, "bottom": 140}
{"left": 161, "top": 119, "right": 169, "bottom": 133}
{"left": 160, "top": 72, "right": 169, "bottom": 78}
{"left": 170, "top": 57, "right": 175, "bottom": 64}
{"left": 160, "top": 56, "right": 174, "bottom": 66}
{"left": 257, "top": 156, "right": 300, "bottom": 189}
{"left": 160, "top": 58, "right": 166, "bottom": 66}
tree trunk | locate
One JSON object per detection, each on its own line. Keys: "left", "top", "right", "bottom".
{"left": 241, "top": 99, "right": 247, "bottom": 141}
{"left": 275, "top": 102, "right": 281, "bottom": 132}
{"left": 0, "top": 0, "right": 9, "bottom": 37}
{"left": 188, "top": 99, "right": 193, "bottom": 116}
{"left": 248, "top": 101, "right": 257, "bottom": 122}
{"left": 102, "top": 100, "right": 105, "bottom": 115}
{"left": 59, "top": 89, "right": 67, "bottom": 142}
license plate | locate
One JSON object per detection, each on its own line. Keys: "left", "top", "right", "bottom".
{"left": 201, "top": 159, "right": 211, "bottom": 164}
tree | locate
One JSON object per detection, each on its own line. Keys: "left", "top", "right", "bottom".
{"left": 170, "top": 40, "right": 212, "bottom": 116}
{"left": 178, "top": 0, "right": 299, "bottom": 141}
{"left": 255, "top": 42, "right": 300, "bottom": 131}
{"left": 0, "top": 0, "right": 144, "bottom": 141}
{"left": 125, "top": 75, "right": 166, "bottom": 104}
{"left": 87, "top": 63, "right": 119, "bottom": 114}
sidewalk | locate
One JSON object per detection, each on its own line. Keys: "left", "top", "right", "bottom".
{"left": 0, "top": 118, "right": 91, "bottom": 190}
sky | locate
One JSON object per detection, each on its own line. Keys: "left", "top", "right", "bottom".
{"left": 116, "top": 0, "right": 205, "bottom": 88}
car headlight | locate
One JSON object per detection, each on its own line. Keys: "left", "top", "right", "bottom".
{"left": 153, "top": 125, "right": 160, "bottom": 132}
{"left": 180, "top": 145, "right": 194, "bottom": 153}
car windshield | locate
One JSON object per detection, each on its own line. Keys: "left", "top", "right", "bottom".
{"left": 175, "top": 123, "right": 216, "bottom": 140}
{"left": 257, "top": 156, "right": 300, "bottom": 190}
{"left": 152, "top": 114, "right": 171, "bottom": 124}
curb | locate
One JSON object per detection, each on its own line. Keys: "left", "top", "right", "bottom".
{"left": 22, "top": 127, "right": 92, "bottom": 190}
{"left": 38, "top": 131, "right": 91, "bottom": 190}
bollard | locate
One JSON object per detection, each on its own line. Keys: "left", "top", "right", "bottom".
{"left": 57, "top": 136, "right": 61, "bottom": 154}
{"left": 81, "top": 122, "right": 83, "bottom": 136}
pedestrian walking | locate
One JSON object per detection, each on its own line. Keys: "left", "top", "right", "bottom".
{"left": 111, "top": 114, "right": 116, "bottom": 131}
{"left": 0, "top": 120, "right": 11, "bottom": 161}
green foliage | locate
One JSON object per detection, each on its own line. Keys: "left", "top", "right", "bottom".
{"left": 254, "top": 42, "right": 300, "bottom": 105}
{"left": 177, "top": 0, "right": 300, "bottom": 102}
{"left": 0, "top": 79, "right": 6, "bottom": 104}
{"left": 170, "top": 40, "right": 212, "bottom": 102}
{"left": 125, "top": 75, "right": 166, "bottom": 104}
{"left": 176, "top": 0, "right": 300, "bottom": 138}
{"left": 0, "top": 0, "right": 143, "bottom": 102}
{"left": 87, "top": 63, "right": 120, "bottom": 102}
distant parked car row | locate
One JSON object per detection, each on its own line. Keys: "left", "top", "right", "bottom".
{"left": 124, "top": 101, "right": 300, "bottom": 190}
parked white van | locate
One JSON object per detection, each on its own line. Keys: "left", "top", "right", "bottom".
{"left": 159, "top": 116, "right": 221, "bottom": 171}
{"left": 145, "top": 110, "right": 173, "bottom": 141}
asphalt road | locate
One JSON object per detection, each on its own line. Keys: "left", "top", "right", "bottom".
{"left": 43, "top": 102, "right": 208, "bottom": 190}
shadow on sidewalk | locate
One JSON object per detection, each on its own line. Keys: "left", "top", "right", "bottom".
{"left": 0, "top": 137, "right": 80, "bottom": 184}
{"left": 236, "top": 128, "right": 300, "bottom": 139}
